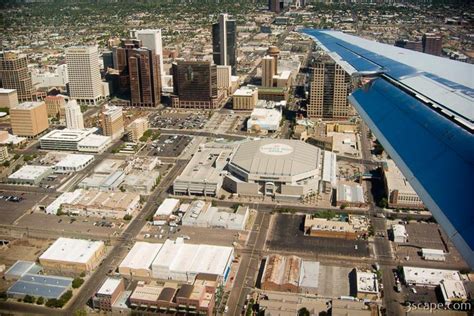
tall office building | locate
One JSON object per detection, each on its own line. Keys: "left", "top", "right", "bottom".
{"left": 422, "top": 33, "right": 442, "bottom": 56}
{"left": 212, "top": 14, "right": 237, "bottom": 75}
{"left": 65, "top": 99, "right": 84, "bottom": 129}
{"left": 45, "top": 95, "right": 66, "bottom": 120}
{"left": 10, "top": 101, "right": 49, "bottom": 137}
{"left": 269, "top": 0, "right": 281, "bottom": 13}
{"left": 308, "top": 58, "right": 352, "bottom": 120}
{"left": 216, "top": 65, "right": 232, "bottom": 95}
{"left": 171, "top": 61, "right": 220, "bottom": 109}
{"left": 261, "top": 56, "right": 275, "bottom": 88}
{"left": 127, "top": 117, "right": 149, "bottom": 143}
{"left": 0, "top": 51, "right": 34, "bottom": 102}
{"left": 129, "top": 48, "right": 161, "bottom": 107}
{"left": 267, "top": 46, "right": 280, "bottom": 74}
{"left": 66, "top": 46, "right": 104, "bottom": 105}
{"left": 101, "top": 106, "right": 124, "bottom": 140}
{"left": 136, "top": 29, "right": 164, "bottom": 79}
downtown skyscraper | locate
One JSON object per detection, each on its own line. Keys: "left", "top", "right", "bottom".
{"left": 212, "top": 14, "right": 237, "bottom": 75}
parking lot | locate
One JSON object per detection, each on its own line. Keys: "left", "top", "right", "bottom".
{"left": 394, "top": 222, "right": 465, "bottom": 266}
{"left": 205, "top": 112, "right": 243, "bottom": 133}
{"left": 0, "top": 190, "right": 47, "bottom": 225}
{"left": 140, "top": 223, "right": 239, "bottom": 247}
{"left": 16, "top": 212, "right": 125, "bottom": 238}
{"left": 145, "top": 134, "right": 192, "bottom": 157}
{"left": 149, "top": 111, "right": 208, "bottom": 130}
{"left": 266, "top": 214, "right": 370, "bottom": 258}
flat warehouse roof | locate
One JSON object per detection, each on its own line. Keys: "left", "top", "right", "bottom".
{"left": 97, "top": 277, "right": 122, "bottom": 295}
{"left": 54, "top": 154, "right": 94, "bottom": 168}
{"left": 39, "top": 237, "right": 104, "bottom": 264}
{"left": 120, "top": 242, "right": 163, "bottom": 270}
{"left": 8, "top": 165, "right": 51, "bottom": 181}
{"left": 154, "top": 198, "right": 180, "bottom": 216}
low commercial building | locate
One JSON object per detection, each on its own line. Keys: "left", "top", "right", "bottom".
{"left": 119, "top": 242, "right": 163, "bottom": 278}
{"left": 7, "top": 274, "right": 73, "bottom": 300}
{"left": 261, "top": 254, "right": 319, "bottom": 294}
{"left": 151, "top": 239, "right": 234, "bottom": 283}
{"left": 440, "top": 279, "right": 468, "bottom": 303}
{"left": 39, "top": 237, "right": 105, "bottom": 273}
{"left": 153, "top": 198, "right": 180, "bottom": 226}
{"left": 421, "top": 248, "right": 446, "bottom": 262}
{"left": 53, "top": 154, "right": 94, "bottom": 173}
{"left": 355, "top": 269, "right": 379, "bottom": 300}
{"left": 336, "top": 183, "right": 365, "bottom": 207}
{"left": 402, "top": 266, "right": 461, "bottom": 287}
{"left": 79, "top": 171, "right": 125, "bottom": 191}
{"left": 62, "top": 190, "right": 140, "bottom": 218}
{"left": 4, "top": 261, "right": 42, "bottom": 281}
{"left": 258, "top": 86, "right": 288, "bottom": 102}
{"left": 46, "top": 189, "right": 84, "bottom": 215}
{"left": 383, "top": 160, "right": 424, "bottom": 209}
{"left": 247, "top": 107, "right": 282, "bottom": 132}
{"left": 173, "top": 147, "right": 233, "bottom": 196}
{"left": 122, "top": 170, "right": 160, "bottom": 194}
{"left": 8, "top": 165, "right": 52, "bottom": 185}
{"left": 304, "top": 214, "right": 369, "bottom": 240}
{"left": 232, "top": 86, "right": 258, "bottom": 110}
{"left": 391, "top": 224, "right": 408, "bottom": 243}
{"left": 40, "top": 128, "right": 111, "bottom": 153}
{"left": 93, "top": 277, "right": 125, "bottom": 311}
{"left": 182, "top": 201, "right": 249, "bottom": 230}
{"left": 129, "top": 275, "right": 217, "bottom": 315}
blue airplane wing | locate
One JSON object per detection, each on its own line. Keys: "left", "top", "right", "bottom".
{"left": 301, "top": 29, "right": 474, "bottom": 268}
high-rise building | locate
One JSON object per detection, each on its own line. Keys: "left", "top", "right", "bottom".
{"left": 129, "top": 48, "right": 161, "bottom": 107}
{"left": 65, "top": 100, "right": 84, "bottom": 129}
{"left": 212, "top": 14, "right": 237, "bottom": 75}
{"left": 171, "top": 61, "right": 221, "bottom": 109}
{"left": 269, "top": 0, "right": 282, "bottom": 13}
{"left": 136, "top": 29, "right": 164, "bottom": 79}
{"left": 66, "top": 46, "right": 104, "bottom": 105}
{"left": 261, "top": 56, "right": 275, "bottom": 88}
{"left": 0, "top": 145, "right": 8, "bottom": 163}
{"left": 0, "top": 51, "right": 34, "bottom": 102}
{"left": 308, "top": 58, "right": 352, "bottom": 120}
{"left": 101, "top": 106, "right": 124, "bottom": 140}
{"left": 422, "top": 33, "right": 442, "bottom": 56}
{"left": 10, "top": 101, "right": 49, "bottom": 137}
{"left": 267, "top": 46, "right": 280, "bottom": 74}
{"left": 216, "top": 65, "right": 232, "bottom": 95}
{"left": 45, "top": 95, "right": 66, "bottom": 120}
{"left": 127, "top": 117, "right": 149, "bottom": 143}
{"left": 0, "top": 88, "right": 19, "bottom": 108}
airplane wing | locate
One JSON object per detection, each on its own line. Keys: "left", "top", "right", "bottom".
{"left": 301, "top": 29, "right": 474, "bottom": 268}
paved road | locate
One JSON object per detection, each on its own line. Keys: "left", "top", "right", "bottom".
{"left": 227, "top": 211, "right": 270, "bottom": 316}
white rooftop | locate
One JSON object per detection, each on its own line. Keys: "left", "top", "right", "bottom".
{"left": 403, "top": 266, "right": 461, "bottom": 286}
{"left": 337, "top": 183, "right": 364, "bottom": 203}
{"left": 233, "top": 86, "right": 257, "bottom": 97}
{"left": 78, "top": 134, "right": 111, "bottom": 147}
{"left": 54, "top": 154, "right": 94, "bottom": 169}
{"left": 154, "top": 198, "right": 180, "bottom": 216}
{"left": 0, "top": 88, "right": 16, "bottom": 94}
{"left": 40, "top": 128, "right": 96, "bottom": 141}
{"left": 97, "top": 277, "right": 122, "bottom": 296}
{"left": 39, "top": 237, "right": 104, "bottom": 264}
{"left": 385, "top": 160, "right": 418, "bottom": 195}
{"left": 298, "top": 261, "right": 320, "bottom": 289}
{"left": 8, "top": 165, "right": 51, "bottom": 181}
{"left": 119, "top": 242, "right": 162, "bottom": 271}
{"left": 392, "top": 224, "right": 407, "bottom": 238}
{"left": 46, "top": 189, "right": 83, "bottom": 215}
{"left": 356, "top": 270, "right": 379, "bottom": 294}
{"left": 12, "top": 101, "right": 44, "bottom": 109}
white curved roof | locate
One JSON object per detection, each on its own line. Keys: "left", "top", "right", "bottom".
{"left": 229, "top": 139, "right": 320, "bottom": 177}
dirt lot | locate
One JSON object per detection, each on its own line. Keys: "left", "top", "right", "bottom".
{"left": 266, "top": 214, "right": 370, "bottom": 258}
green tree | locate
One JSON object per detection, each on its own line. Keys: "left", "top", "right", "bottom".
{"left": 72, "top": 277, "right": 84, "bottom": 289}
{"left": 378, "top": 198, "right": 388, "bottom": 208}
{"left": 23, "top": 295, "right": 35, "bottom": 303}
{"left": 298, "top": 307, "right": 310, "bottom": 316}
{"left": 123, "top": 214, "right": 132, "bottom": 221}
{"left": 2, "top": 161, "right": 10, "bottom": 167}
{"left": 36, "top": 296, "right": 44, "bottom": 305}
